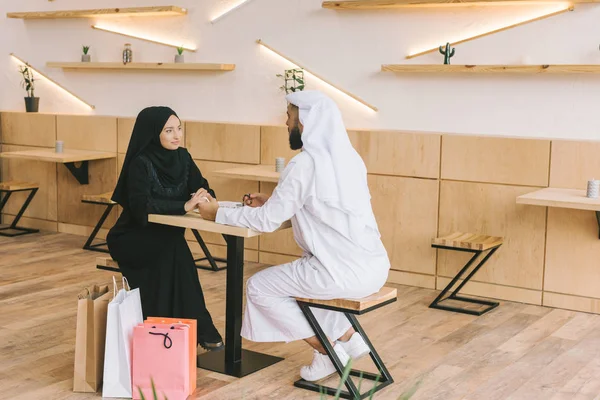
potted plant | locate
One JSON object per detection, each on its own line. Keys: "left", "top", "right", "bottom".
{"left": 277, "top": 68, "right": 304, "bottom": 94}
{"left": 82, "top": 45, "right": 91, "bottom": 62}
{"left": 19, "top": 64, "right": 39, "bottom": 113}
{"left": 175, "top": 47, "right": 184, "bottom": 63}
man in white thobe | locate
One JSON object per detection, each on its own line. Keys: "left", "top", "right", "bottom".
{"left": 197, "top": 90, "right": 390, "bottom": 381}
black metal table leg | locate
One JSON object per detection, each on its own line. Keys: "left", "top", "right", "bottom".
{"left": 64, "top": 161, "right": 89, "bottom": 185}
{"left": 192, "top": 229, "right": 227, "bottom": 271}
{"left": 197, "top": 234, "right": 283, "bottom": 377}
{"left": 596, "top": 211, "right": 600, "bottom": 240}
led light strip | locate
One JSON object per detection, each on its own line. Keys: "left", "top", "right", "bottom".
{"left": 257, "top": 39, "right": 377, "bottom": 112}
{"left": 91, "top": 25, "right": 197, "bottom": 52}
{"left": 406, "top": 5, "right": 573, "bottom": 59}
{"left": 211, "top": 0, "right": 255, "bottom": 23}
{"left": 10, "top": 53, "right": 95, "bottom": 110}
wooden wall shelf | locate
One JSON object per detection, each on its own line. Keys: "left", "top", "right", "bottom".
{"left": 381, "top": 64, "right": 600, "bottom": 74}
{"left": 323, "top": 0, "right": 598, "bottom": 8}
{"left": 7, "top": 6, "right": 187, "bottom": 19}
{"left": 46, "top": 62, "right": 235, "bottom": 71}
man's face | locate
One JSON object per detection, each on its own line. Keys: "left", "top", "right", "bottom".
{"left": 286, "top": 104, "right": 303, "bottom": 151}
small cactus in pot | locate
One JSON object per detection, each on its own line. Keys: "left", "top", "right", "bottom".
{"left": 81, "top": 45, "right": 91, "bottom": 62}
{"left": 174, "top": 47, "right": 185, "bottom": 63}
{"left": 439, "top": 42, "right": 455, "bottom": 65}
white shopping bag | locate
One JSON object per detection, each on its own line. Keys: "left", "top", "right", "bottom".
{"left": 102, "top": 276, "right": 143, "bottom": 398}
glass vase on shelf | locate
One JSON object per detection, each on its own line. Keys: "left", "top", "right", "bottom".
{"left": 123, "top": 43, "right": 132, "bottom": 65}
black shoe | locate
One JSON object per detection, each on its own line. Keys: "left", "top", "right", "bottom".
{"left": 199, "top": 340, "right": 224, "bottom": 351}
{"left": 198, "top": 330, "right": 224, "bottom": 351}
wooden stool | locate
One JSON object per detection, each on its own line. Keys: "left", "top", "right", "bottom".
{"left": 294, "top": 287, "right": 397, "bottom": 399}
{"left": 96, "top": 256, "right": 120, "bottom": 273}
{"left": 81, "top": 192, "right": 116, "bottom": 253}
{"left": 0, "top": 181, "right": 40, "bottom": 237}
{"left": 431, "top": 232, "right": 503, "bottom": 316}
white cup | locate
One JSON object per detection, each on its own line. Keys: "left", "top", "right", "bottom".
{"left": 587, "top": 179, "right": 600, "bottom": 198}
{"left": 55, "top": 140, "right": 64, "bottom": 153}
{"left": 275, "top": 157, "right": 285, "bottom": 172}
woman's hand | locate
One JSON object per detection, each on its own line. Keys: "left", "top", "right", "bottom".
{"left": 185, "top": 191, "right": 210, "bottom": 212}
{"left": 242, "top": 193, "right": 270, "bottom": 208}
{"left": 197, "top": 193, "right": 219, "bottom": 221}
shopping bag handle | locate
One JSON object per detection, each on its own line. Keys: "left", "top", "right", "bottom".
{"left": 112, "top": 276, "right": 132, "bottom": 297}
{"left": 149, "top": 330, "right": 173, "bottom": 349}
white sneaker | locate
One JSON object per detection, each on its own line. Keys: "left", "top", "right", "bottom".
{"left": 337, "top": 332, "right": 370, "bottom": 360}
{"left": 300, "top": 343, "right": 350, "bottom": 382}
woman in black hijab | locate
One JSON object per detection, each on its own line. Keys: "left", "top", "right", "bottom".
{"left": 107, "top": 106, "right": 223, "bottom": 350}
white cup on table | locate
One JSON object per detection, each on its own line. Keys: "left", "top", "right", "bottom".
{"left": 275, "top": 157, "right": 285, "bottom": 173}
{"left": 55, "top": 140, "right": 64, "bottom": 153}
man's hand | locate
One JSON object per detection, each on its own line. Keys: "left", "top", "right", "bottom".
{"left": 242, "top": 193, "right": 270, "bottom": 208}
{"left": 197, "top": 193, "right": 219, "bottom": 221}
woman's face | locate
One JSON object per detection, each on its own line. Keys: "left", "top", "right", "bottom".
{"left": 159, "top": 115, "right": 183, "bottom": 150}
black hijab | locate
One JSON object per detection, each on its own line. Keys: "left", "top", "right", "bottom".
{"left": 112, "top": 106, "right": 187, "bottom": 207}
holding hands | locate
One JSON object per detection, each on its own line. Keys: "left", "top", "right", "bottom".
{"left": 184, "top": 188, "right": 211, "bottom": 212}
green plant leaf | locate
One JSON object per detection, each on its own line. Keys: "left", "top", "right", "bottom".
{"left": 334, "top": 359, "right": 353, "bottom": 398}
{"left": 138, "top": 387, "right": 146, "bottom": 400}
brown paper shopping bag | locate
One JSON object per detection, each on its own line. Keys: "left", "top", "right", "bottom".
{"left": 73, "top": 284, "right": 111, "bottom": 392}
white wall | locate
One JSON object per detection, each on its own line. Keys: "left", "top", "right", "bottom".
{"left": 2, "top": 0, "right": 600, "bottom": 139}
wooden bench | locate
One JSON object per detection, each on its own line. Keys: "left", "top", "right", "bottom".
{"left": 96, "top": 256, "right": 120, "bottom": 273}
{"left": 294, "top": 287, "right": 397, "bottom": 399}
{"left": 0, "top": 181, "right": 40, "bottom": 237}
{"left": 430, "top": 232, "right": 504, "bottom": 316}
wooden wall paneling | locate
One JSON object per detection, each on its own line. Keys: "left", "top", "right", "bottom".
{"left": 1, "top": 214, "right": 58, "bottom": 232}
{"left": 257, "top": 182, "right": 303, "bottom": 257}
{"left": 183, "top": 160, "right": 259, "bottom": 250}
{"left": 186, "top": 122, "right": 260, "bottom": 164}
{"left": 117, "top": 153, "right": 125, "bottom": 176}
{"left": 369, "top": 175, "right": 439, "bottom": 275}
{"left": 543, "top": 207, "right": 600, "bottom": 299}
{"left": 58, "top": 222, "right": 109, "bottom": 240}
{"left": 187, "top": 240, "right": 258, "bottom": 263}
{"left": 1, "top": 144, "right": 57, "bottom": 221}
{"left": 543, "top": 292, "right": 600, "bottom": 314}
{"left": 117, "top": 118, "right": 135, "bottom": 154}
{"left": 0, "top": 112, "right": 56, "bottom": 147}
{"left": 549, "top": 140, "right": 600, "bottom": 189}
{"left": 348, "top": 130, "right": 441, "bottom": 178}
{"left": 260, "top": 126, "right": 299, "bottom": 165}
{"left": 56, "top": 115, "right": 117, "bottom": 152}
{"left": 57, "top": 158, "right": 117, "bottom": 227}
{"left": 387, "top": 270, "right": 436, "bottom": 289}
{"left": 441, "top": 135, "right": 551, "bottom": 186}
{"left": 437, "top": 180, "right": 547, "bottom": 290}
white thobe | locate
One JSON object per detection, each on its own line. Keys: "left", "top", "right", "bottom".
{"left": 216, "top": 152, "right": 390, "bottom": 342}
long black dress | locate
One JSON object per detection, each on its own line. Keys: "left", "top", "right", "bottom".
{"left": 106, "top": 150, "right": 222, "bottom": 345}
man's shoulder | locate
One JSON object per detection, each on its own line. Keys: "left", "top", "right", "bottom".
{"left": 289, "top": 152, "right": 313, "bottom": 169}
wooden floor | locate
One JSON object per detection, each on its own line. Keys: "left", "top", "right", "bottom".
{"left": 2, "top": 232, "right": 600, "bottom": 400}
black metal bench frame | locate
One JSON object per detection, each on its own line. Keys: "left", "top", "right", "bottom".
{"left": 294, "top": 298, "right": 396, "bottom": 399}
{"left": 430, "top": 243, "right": 502, "bottom": 316}
{"left": 81, "top": 199, "right": 116, "bottom": 253}
{"left": 0, "top": 186, "right": 39, "bottom": 237}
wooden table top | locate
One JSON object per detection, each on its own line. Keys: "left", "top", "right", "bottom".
{"left": 516, "top": 187, "right": 600, "bottom": 212}
{"left": 213, "top": 165, "right": 281, "bottom": 183}
{"left": 0, "top": 149, "right": 116, "bottom": 163}
{"left": 148, "top": 211, "right": 291, "bottom": 238}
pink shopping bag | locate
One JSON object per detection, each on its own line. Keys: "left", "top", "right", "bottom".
{"left": 132, "top": 323, "right": 190, "bottom": 400}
